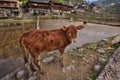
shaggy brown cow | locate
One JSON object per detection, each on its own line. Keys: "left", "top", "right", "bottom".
{"left": 20, "top": 25, "right": 84, "bottom": 72}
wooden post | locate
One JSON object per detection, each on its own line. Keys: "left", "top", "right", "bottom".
{"left": 18, "top": 1, "right": 22, "bottom": 18}
{"left": 37, "top": 16, "right": 40, "bottom": 29}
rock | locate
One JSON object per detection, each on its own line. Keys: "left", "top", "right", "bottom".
{"left": 106, "top": 47, "right": 114, "bottom": 50}
{"left": 82, "top": 57, "right": 88, "bottom": 63}
{"left": 47, "top": 51, "right": 58, "bottom": 55}
{"left": 102, "top": 38, "right": 108, "bottom": 42}
{"left": 87, "top": 78, "right": 92, "bottom": 80}
{"left": 42, "top": 56, "right": 54, "bottom": 63}
{"left": 16, "top": 70, "right": 25, "bottom": 79}
{"left": 1, "top": 74, "right": 12, "bottom": 80}
{"left": 72, "top": 60, "right": 75, "bottom": 63}
{"left": 116, "top": 72, "right": 120, "bottom": 78}
{"left": 0, "top": 58, "right": 24, "bottom": 79}
{"left": 28, "top": 76, "right": 36, "bottom": 80}
{"left": 78, "top": 48, "right": 84, "bottom": 51}
{"left": 73, "top": 48, "right": 78, "bottom": 51}
{"left": 66, "top": 65, "right": 75, "bottom": 71}
{"left": 98, "top": 57, "right": 106, "bottom": 63}
{"left": 97, "top": 75, "right": 104, "bottom": 79}
{"left": 47, "top": 52, "right": 54, "bottom": 55}
{"left": 97, "top": 48, "right": 106, "bottom": 53}
{"left": 94, "top": 65, "right": 101, "bottom": 71}
{"left": 90, "top": 55, "right": 94, "bottom": 57}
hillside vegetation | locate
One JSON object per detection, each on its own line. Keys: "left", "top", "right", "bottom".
{"left": 105, "top": 3, "right": 120, "bottom": 15}
{"left": 94, "top": 0, "right": 120, "bottom": 15}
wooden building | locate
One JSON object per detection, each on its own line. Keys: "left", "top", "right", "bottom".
{"left": 0, "top": 0, "right": 21, "bottom": 18}
{"left": 76, "top": 2, "right": 89, "bottom": 13}
{"left": 26, "top": 0, "right": 50, "bottom": 15}
{"left": 26, "top": 0, "right": 74, "bottom": 15}
{"left": 51, "top": 1, "right": 73, "bottom": 13}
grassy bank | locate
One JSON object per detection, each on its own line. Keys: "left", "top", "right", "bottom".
{"left": 0, "top": 18, "right": 36, "bottom": 28}
{"left": 0, "top": 26, "right": 34, "bottom": 59}
{"left": 0, "top": 12, "right": 120, "bottom": 27}
{"left": 65, "top": 12, "right": 120, "bottom": 26}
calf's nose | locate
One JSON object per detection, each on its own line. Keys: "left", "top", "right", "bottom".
{"left": 73, "top": 38, "right": 77, "bottom": 43}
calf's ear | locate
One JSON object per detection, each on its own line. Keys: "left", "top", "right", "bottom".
{"left": 61, "top": 26, "right": 67, "bottom": 31}
{"left": 76, "top": 25, "right": 84, "bottom": 30}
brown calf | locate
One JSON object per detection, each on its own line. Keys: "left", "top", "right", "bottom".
{"left": 20, "top": 25, "right": 84, "bottom": 72}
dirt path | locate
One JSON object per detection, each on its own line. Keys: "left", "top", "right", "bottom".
{"left": 40, "top": 19, "right": 120, "bottom": 51}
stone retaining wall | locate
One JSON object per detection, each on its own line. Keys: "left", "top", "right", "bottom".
{"left": 97, "top": 46, "right": 120, "bottom": 80}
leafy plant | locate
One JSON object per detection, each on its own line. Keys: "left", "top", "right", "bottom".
{"left": 18, "top": 0, "right": 28, "bottom": 6}
{"left": 57, "top": 0, "right": 64, "bottom": 3}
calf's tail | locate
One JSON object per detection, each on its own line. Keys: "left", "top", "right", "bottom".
{"left": 19, "top": 37, "right": 28, "bottom": 65}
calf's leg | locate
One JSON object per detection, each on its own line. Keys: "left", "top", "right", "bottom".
{"left": 27, "top": 51, "right": 41, "bottom": 73}
{"left": 58, "top": 48, "right": 65, "bottom": 67}
{"left": 33, "top": 54, "right": 41, "bottom": 70}
{"left": 29, "top": 59, "right": 37, "bottom": 73}
{"left": 32, "top": 53, "right": 45, "bottom": 74}
{"left": 23, "top": 53, "right": 28, "bottom": 65}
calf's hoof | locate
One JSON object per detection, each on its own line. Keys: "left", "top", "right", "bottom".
{"left": 31, "top": 68, "right": 37, "bottom": 74}
{"left": 62, "top": 67, "right": 66, "bottom": 73}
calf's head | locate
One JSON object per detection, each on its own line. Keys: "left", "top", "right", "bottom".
{"left": 62, "top": 25, "right": 84, "bottom": 43}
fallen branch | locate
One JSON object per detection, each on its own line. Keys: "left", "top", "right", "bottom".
{"left": 108, "top": 35, "right": 120, "bottom": 45}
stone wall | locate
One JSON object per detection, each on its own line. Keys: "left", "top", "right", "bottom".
{"left": 97, "top": 46, "right": 120, "bottom": 80}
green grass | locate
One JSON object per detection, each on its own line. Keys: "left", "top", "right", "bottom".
{"left": 0, "top": 25, "right": 34, "bottom": 59}
{"left": 0, "top": 18, "right": 34, "bottom": 23}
